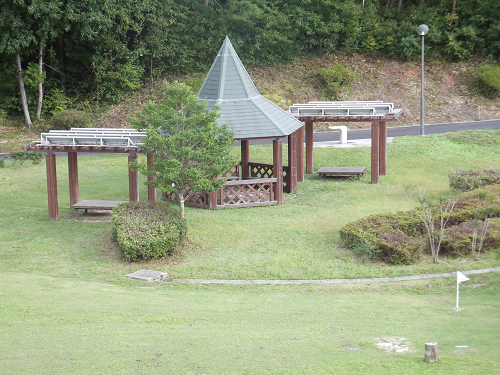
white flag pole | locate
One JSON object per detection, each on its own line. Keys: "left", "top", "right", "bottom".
{"left": 455, "top": 271, "right": 469, "bottom": 312}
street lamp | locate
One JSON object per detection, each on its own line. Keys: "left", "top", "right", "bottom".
{"left": 417, "top": 24, "right": 429, "bottom": 136}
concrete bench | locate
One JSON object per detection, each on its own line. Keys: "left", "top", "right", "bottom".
{"left": 328, "top": 125, "right": 348, "bottom": 144}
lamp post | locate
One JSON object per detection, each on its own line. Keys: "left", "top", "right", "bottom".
{"left": 417, "top": 24, "right": 429, "bottom": 136}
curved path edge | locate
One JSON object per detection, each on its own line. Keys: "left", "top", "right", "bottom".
{"left": 167, "top": 267, "right": 500, "bottom": 285}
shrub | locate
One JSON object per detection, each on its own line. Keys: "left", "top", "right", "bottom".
{"left": 477, "top": 65, "right": 500, "bottom": 98}
{"left": 9, "top": 151, "right": 43, "bottom": 166}
{"left": 112, "top": 202, "right": 187, "bottom": 262}
{"left": 449, "top": 169, "right": 500, "bottom": 192}
{"left": 340, "top": 211, "right": 424, "bottom": 265}
{"left": 441, "top": 218, "right": 500, "bottom": 257}
{"left": 318, "top": 65, "right": 356, "bottom": 100}
{"left": 340, "top": 184, "right": 500, "bottom": 264}
{"left": 0, "top": 159, "right": 5, "bottom": 168}
{"left": 51, "top": 110, "right": 91, "bottom": 130}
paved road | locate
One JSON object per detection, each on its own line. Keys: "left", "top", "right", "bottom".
{"left": 2, "top": 120, "right": 499, "bottom": 159}
{"left": 245, "top": 119, "right": 500, "bottom": 145}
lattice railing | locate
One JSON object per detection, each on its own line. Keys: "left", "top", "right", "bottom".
{"left": 249, "top": 162, "right": 290, "bottom": 193}
{"left": 219, "top": 178, "right": 277, "bottom": 208}
{"left": 221, "top": 163, "right": 241, "bottom": 178}
{"left": 162, "top": 190, "right": 210, "bottom": 209}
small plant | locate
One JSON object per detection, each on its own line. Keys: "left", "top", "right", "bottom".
{"left": 51, "top": 110, "right": 91, "bottom": 130}
{"left": 477, "top": 65, "right": 500, "bottom": 98}
{"left": 449, "top": 169, "right": 500, "bottom": 192}
{"left": 112, "top": 202, "right": 187, "bottom": 262}
{"left": 9, "top": 151, "right": 43, "bottom": 166}
{"left": 0, "top": 159, "right": 5, "bottom": 168}
{"left": 318, "top": 65, "right": 356, "bottom": 100}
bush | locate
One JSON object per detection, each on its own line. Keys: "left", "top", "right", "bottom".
{"left": 112, "top": 202, "right": 187, "bottom": 262}
{"left": 340, "top": 184, "right": 500, "bottom": 264}
{"left": 0, "top": 159, "right": 5, "bottom": 168}
{"left": 318, "top": 65, "right": 356, "bottom": 100}
{"left": 51, "top": 110, "right": 91, "bottom": 130}
{"left": 477, "top": 65, "right": 500, "bottom": 98}
{"left": 449, "top": 169, "right": 500, "bottom": 192}
{"left": 340, "top": 211, "right": 424, "bottom": 265}
{"left": 441, "top": 218, "right": 500, "bottom": 257}
{"left": 9, "top": 151, "right": 43, "bottom": 166}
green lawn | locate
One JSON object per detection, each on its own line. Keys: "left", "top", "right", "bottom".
{"left": 1, "top": 130, "right": 500, "bottom": 374}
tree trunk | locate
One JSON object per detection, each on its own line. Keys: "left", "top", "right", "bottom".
{"left": 36, "top": 44, "right": 44, "bottom": 120}
{"left": 57, "top": 33, "right": 65, "bottom": 89}
{"left": 386, "top": 0, "right": 391, "bottom": 10}
{"left": 179, "top": 192, "right": 185, "bottom": 219}
{"left": 16, "top": 53, "right": 33, "bottom": 129}
{"left": 450, "top": 0, "right": 457, "bottom": 25}
{"left": 204, "top": 0, "right": 209, "bottom": 5}
{"left": 397, "top": 0, "right": 403, "bottom": 13}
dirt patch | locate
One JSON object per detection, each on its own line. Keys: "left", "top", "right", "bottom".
{"left": 376, "top": 337, "right": 413, "bottom": 353}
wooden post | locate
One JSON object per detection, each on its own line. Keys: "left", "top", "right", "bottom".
{"left": 371, "top": 122, "right": 380, "bottom": 184}
{"left": 305, "top": 121, "right": 314, "bottom": 174}
{"left": 288, "top": 131, "right": 297, "bottom": 194}
{"left": 68, "top": 151, "right": 79, "bottom": 208}
{"left": 209, "top": 191, "right": 217, "bottom": 210}
{"left": 241, "top": 139, "right": 250, "bottom": 180}
{"left": 46, "top": 152, "right": 58, "bottom": 221}
{"left": 128, "top": 153, "right": 139, "bottom": 202}
{"left": 147, "top": 153, "right": 157, "bottom": 202}
{"left": 273, "top": 139, "right": 283, "bottom": 205}
{"left": 297, "top": 125, "right": 304, "bottom": 182}
{"left": 424, "top": 343, "right": 438, "bottom": 362}
{"left": 379, "top": 121, "right": 387, "bottom": 176}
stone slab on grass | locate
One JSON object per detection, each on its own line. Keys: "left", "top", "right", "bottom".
{"left": 125, "top": 269, "right": 169, "bottom": 282}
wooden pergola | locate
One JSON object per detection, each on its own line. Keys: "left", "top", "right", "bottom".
{"left": 289, "top": 101, "right": 405, "bottom": 183}
{"left": 25, "top": 128, "right": 156, "bottom": 221}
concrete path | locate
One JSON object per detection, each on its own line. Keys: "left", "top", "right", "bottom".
{"left": 167, "top": 267, "right": 500, "bottom": 285}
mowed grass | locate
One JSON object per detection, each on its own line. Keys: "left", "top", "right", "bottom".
{"left": 1, "top": 130, "right": 500, "bottom": 374}
{"left": 1, "top": 272, "right": 500, "bottom": 374}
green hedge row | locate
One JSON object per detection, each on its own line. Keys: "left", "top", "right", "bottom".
{"left": 112, "top": 202, "right": 187, "bottom": 262}
{"left": 340, "top": 184, "right": 500, "bottom": 265}
{"left": 449, "top": 169, "right": 500, "bottom": 192}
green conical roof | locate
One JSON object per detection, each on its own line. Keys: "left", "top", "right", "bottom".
{"left": 198, "top": 36, "right": 303, "bottom": 140}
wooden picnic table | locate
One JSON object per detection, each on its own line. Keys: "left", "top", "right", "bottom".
{"left": 317, "top": 166, "right": 366, "bottom": 180}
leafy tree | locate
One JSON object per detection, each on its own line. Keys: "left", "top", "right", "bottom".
{"left": 130, "top": 82, "right": 236, "bottom": 219}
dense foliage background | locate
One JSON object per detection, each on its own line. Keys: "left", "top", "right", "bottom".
{"left": 1, "top": 0, "right": 499, "bottom": 116}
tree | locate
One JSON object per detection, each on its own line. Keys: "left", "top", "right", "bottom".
{"left": 407, "top": 189, "right": 456, "bottom": 263}
{"left": 131, "top": 82, "right": 236, "bottom": 219}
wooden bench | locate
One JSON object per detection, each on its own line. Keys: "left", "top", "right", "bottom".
{"left": 328, "top": 125, "right": 348, "bottom": 144}
{"left": 317, "top": 166, "right": 366, "bottom": 180}
{"left": 72, "top": 200, "right": 127, "bottom": 215}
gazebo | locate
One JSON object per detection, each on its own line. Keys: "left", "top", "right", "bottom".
{"left": 162, "top": 36, "right": 306, "bottom": 209}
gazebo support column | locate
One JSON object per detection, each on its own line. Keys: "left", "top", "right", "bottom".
{"left": 46, "top": 152, "right": 58, "bottom": 221}
{"left": 128, "top": 152, "right": 139, "bottom": 202}
{"left": 68, "top": 151, "right": 79, "bottom": 208}
{"left": 297, "top": 126, "right": 304, "bottom": 182}
{"left": 241, "top": 140, "right": 250, "bottom": 180}
{"left": 288, "top": 131, "right": 297, "bottom": 194}
{"left": 379, "top": 121, "right": 387, "bottom": 176}
{"left": 305, "top": 121, "right": 314, "bottom": 174}
{"left": 147, "top": 153, "right": 157, "bottom": 202}
{"left": 273, "top": 139, "right": 283, "bottom": 205}
{"left": 371, "top": 122, "right": 380, "bottom": 184}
